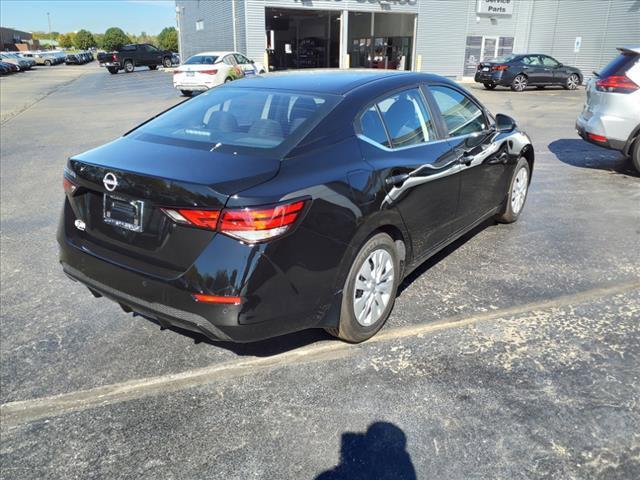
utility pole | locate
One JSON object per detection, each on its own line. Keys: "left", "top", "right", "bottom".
{"left": 47, "top": 12, "right": 51, "bottom": 38}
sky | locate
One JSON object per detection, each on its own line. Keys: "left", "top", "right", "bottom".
{"left": 0, "top": 0, "right": 177, "bottom": 36}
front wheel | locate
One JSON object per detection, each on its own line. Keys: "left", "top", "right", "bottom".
{"left": 564, "top": 73, "right": 580, "bottom": 90}
{"left": 326, "top": 233, "right": 399, "bottom": 343}
{"left": 124, "top": 60, "right": 134, "bottom": 73}
{"left": 107, "top": 67, "right": 118, "bottom": 74}
{"left": 495, "top": 157, "right": 531, "bottom": 224}
{"left": 511, "top": 74, "right": 528, "bottom": 92}
{"left": 163, "top": 57, "right": 172, "bottom": 68}
{"left": 483, "top": 82, "right": 496, "bottom": 90}
{"left": 44, "top": 60, "right": 51, "bottom": 67}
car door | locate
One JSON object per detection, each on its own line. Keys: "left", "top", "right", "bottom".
{"left": 233, "top": 53, "right": 257, "bottom": 77}
{"left": 540, "top": 55, "right": 563, "bottom": 83}
{"left": 357, "top": 87, "right": 462, "bottom": 259}
{"left": 223, "top": 54, "right": 241, "bottom": 79}
{"left": 521, "top": 55, "right": 546, "bottom": 84}
{"left": 144, "top": 44, "right": 162, "bottom": 66}
{"left": 426, "top": 84, "right": 509, "bottom": 231}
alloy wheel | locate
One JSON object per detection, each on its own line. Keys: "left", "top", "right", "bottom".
{"left": 353, "top": 249, "right": 395, "bottom": 327}
{"left": 511, "top": 167, "right": 529, "bottom": 215}
{"left": 567, "top": 74, "right": 579, "bottom": 90}
{"left": 513, "top": 75, "right": 527, "bottom": 92}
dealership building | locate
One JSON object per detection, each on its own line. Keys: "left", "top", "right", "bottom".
{"left": 175, "top": 0, "right": 640, "bottom": 79}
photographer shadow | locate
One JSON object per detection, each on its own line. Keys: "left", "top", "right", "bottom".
{"left": 316, "top": 422, "right": 417, "bottom": 480}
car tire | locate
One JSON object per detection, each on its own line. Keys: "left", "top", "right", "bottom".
{"left": 107, "top": 67, "right": 118, "bottom": 74}
{"left": 44, "top": 60, "right": 51, "bottom": 67}
{"left": 326, "top": 233, "right": 399, "bottom": 343}
{"left": 483, "top": 82, "right": 496, "bottom": 90}
{"left": 631, "top": 138, "right": 640, "bottom": 173}
{"left": 163, "top": 57, "right": 172, "bottom": 68}
{"left": 149, "top": 65, "right": 158, "bottom": 70}
{"left": 495, "top": 157, "right": 531, "bottom": 224}
{"left": 180, "top": 90, "right": 192, "bottom": 97}
{"left": 224, "top": 77, "right": 232, "bottom": 83}
{"left": 124, "top": 60, "right": 134, "bottom": 73}
{"left": 564, "top": 73, "right": 580, "bottom": 90}
{"left": 511, "top": 74, "right": 528, "bottom": 92}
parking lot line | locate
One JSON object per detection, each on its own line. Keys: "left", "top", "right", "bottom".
{"left": 1, "top": 280, "right": 638, "bottom": 429}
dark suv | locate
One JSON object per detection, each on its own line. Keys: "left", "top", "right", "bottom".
{"left": 475, "top": 54, "right": 583, "bottom": 92}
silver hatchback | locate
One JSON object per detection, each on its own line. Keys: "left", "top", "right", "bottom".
{"left": 576, "top": 46, "right": 640, "bottom": 172}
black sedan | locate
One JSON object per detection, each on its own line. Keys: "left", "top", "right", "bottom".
{"left": 58, "top": 71, "right": 534, "bottom": 343}
{"left": 475, "top": 54, "right": 583, "bottom": 92}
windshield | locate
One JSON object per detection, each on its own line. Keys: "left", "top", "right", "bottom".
{"left": 134, "top": 87, "right": 339, "bottom": 155}
{"left": 185, "top": 55, "right": 219, "bottom": 65}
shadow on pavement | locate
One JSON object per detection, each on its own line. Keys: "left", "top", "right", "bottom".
{"left": 548, "top": 139, "right": 637, "bottom": 176}
{"left": 316, "top": 422, "right": 417, "bottom": 480}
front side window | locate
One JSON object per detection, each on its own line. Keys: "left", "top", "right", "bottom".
{"left": 359, "top": 106, "right": 390, "bottom": 147}
{"left": 429, "top": 85, "right": 487, "bottom": 137}
{"left": 541, "top": 56, "right": 560, "bottom": 67}
{"left": 134, "top": 88, "right": 337, "bottom": 155}
{"left": 234, "top": 54, "right": 249, "bottom": 65}
{"left": 376, "top": 89, "right": 436, "bottom": 148}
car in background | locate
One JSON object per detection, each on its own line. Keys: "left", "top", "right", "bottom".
{"left": 16, "top": 53, "right": 36, "bottom": 68}
{"left": 58, "top": 70, "right": 534, "bottom": 344}
{"left": 475, "top": 54, "right": 582, "bottom": 92}
{"left": 576, "top": 46, "right": 640, "bottom": 172}
{"left": 20, "top": 52, "right": 48, "bottom": 66}
{"left": 39, "top": 51, "right": 65, "bottom": 66}
{"left": 97, "top": 43, "right": 173, "bottom": 74}
{"left": 0, "top": 61, "right": 19, "bottom": 75}
{"left": 0, "top": 53, "right": 32, "bottom": 70}
{"left": 173, "top": 51, "right": 265, "bottom": 96}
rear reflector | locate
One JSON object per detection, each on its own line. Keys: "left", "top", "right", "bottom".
{"left": 587, "top": 133, "right": 607, "bottom": 143}
{"left": 162, "top": 200, "right": 307, "bottom": 243}
{"left": 192, "top": 293, "right": 241, "bottom": 305}
{"left": 63, "top": 176, "right": 78, "bottom": 195}
{"left": 595, "top": 75, "right": 639, "bottom": 93}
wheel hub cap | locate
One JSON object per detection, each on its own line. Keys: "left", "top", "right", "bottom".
{"left": 511, "top": 167, "right": 528, "bottom": 214}
{"left": 353, "top": 249, "right": 394, "bottom": 327}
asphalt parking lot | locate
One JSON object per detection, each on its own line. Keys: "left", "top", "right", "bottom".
{"left": 1, "top": 66, "right": 639, "bottom": 479}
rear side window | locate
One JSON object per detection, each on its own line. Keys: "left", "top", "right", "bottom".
{"left": 359, "top": 106, "right": 390, "bottom": 147}
{"left": 376, "top": 89, "right": 436, "bottom": 148}
{"left": 522, "top": 56, "right": 541, "bottom": 65}
{"left": 599, "top": 52, "right": 638, "bottom": 77}
{"left": 429, "top": 86, "right": 487, "bottom": 137}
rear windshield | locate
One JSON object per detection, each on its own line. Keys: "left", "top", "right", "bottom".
{"left": 598, "top": 52, "right": 638, "bottom": 77}
{"left": 491, "top": 54, "right": 518, "bottom": 63}
{"left": 185, "top": 55, "right": 218, "bottom": 65}
{"left": 133, "top": 87, "right": 338, "bottom": 155}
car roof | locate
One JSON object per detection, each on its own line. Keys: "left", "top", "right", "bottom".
{"left": 227, "top": 69, "right": 455, "bottom": 95}
{"left": 191, "top": 51, "right": 235, "bottom": 57}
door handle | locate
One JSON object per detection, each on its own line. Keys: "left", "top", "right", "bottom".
{"left": 457, "top": 154, "right": 473, "bottom": 166}
{"left": 385, "top": 173, "right": 410, "bottom": 187}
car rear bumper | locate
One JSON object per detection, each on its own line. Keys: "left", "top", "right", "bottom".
{"left": 474, "top": 70, "right": 512, "bottom": 86}
{"left": 576, "top": 111, "right": 627, "bottom": 152}
{"left": 100, "top": 62, "right": 120, "bottom": 68}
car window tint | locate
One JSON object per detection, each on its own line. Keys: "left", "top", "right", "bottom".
{"left": 359, "top": 106, "right": 390, "bottom": 147}
{"left": 376, "top": 89, "right": 436, "bottom": 148}
{"left": 224, "top": 55, "right": 237, "bottom": 66}
{"left": 234, "top": 54, "right": 248, "bottom": 64}
{"left": 430, "top": 86, "right": 487, "bottom": 137}
{"left": 541, "top": 56, "right": 559, "bottom": 67}
{"left": 523, "top": 56, "right": 541, "bottom": 66}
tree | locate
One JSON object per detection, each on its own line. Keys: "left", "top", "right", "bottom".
{"left": 94, "top": 33, "right": 105, "bottom": 49}
{"left": 157, "top": 27, "right": 178, "bottom": 52}
{"left": 58, "top": 33, "right": 75, "bottom": 49}
{"left": 102, "top": 27, "right": 130, "bottom": 51}
{"left": 74, "top": 29, "right": 96, "bottom": 50}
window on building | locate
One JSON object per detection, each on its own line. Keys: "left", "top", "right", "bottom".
{"left": 429, "top": 86, "right": 487, "bottom": 137}
{"left": 195, "top": 20, "right": 204, "bottom": 31}
{"left": 377, "top": 89, "right": 436, "bottom": 148}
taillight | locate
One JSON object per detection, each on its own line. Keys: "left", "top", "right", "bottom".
{"left": 587, "top": 133, "right": 607, "bottom": 143}
{"left": 595, "top": 75, "right": 639, "bottom": 93}
{"left": 192, "top": 293, "right": 241, "bottom": 305}
{"left": 161, "top": 200, "right": 307, "bottom": 243}
{"left": 491, "top": 65, "right": 509, "bottom": 71}
{"left": 112, "top": 53, "right": 117, "bottom": 62}
{"left": 200, "top": 69, "right": 218, "bottom": 75}
{"left": 63, "top": 176, "right": 78, "bottom": 195}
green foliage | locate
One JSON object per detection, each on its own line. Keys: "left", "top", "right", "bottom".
{"left": 157, "top": 27, "right": 178, "bottom": 52}
{"left": 58, "top": 33, "right": 75, "bottom": 49}
{"left": 32, "top": 31, "right": 60, "bottom": 40}
{"left": 93, "top": 33, "right": 105, "bottom": 50}
{"left": 74, "top": 29, "right": 96, "bottom": 50}
{"left": 103, "top": 27, "right": 130, "bottom": 52}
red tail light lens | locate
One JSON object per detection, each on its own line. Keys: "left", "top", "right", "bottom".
{"left": 192, "top": 293, "right": 241, "bottom": 305}
{"left": 595, "top": 75, "right": 639, "bottom": 93}
{"left": 63, "top": 176, "right": 78, "bottom": 195}
{"left": 587, "top": 133, "right": 607, "bottom": 143}
{"left": 200, "top": 69, "right": 218, "bottom": 75}
{"left": 161, "top": 200, "right": 307, "bottom": 242}
{"left": 492, "top": 65, "right": 509, "bottom": 71}
{"left": 112, "top": 53, "right": 117, "bottom": 61}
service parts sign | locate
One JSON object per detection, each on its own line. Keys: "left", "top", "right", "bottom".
{"left": 477, "top": 0, "right": 514, "bottom": 16}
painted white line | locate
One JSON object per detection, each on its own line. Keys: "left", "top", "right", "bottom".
{"left": 1, "top": 281, "right": 638, "bottom": 429}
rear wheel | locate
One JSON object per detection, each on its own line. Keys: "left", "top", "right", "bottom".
{"left": 149, "top": 65, "right": 157, "bottom": 70}
{"left": 124, "top": 60, "right": 134, "bottom": 73}
{"left": 44, "top": 60, "right": 51, "bottom": 67}
{"left": 483, "top": 82, "right": 496, "bottom": 90}
{"left": 631, "top": 138, "right": 640, "bottom": 173}
{"left": 224, "top": 77, "right": 232, "bottom": 83}
{"left": 564, "top": 73, "right": 580, "bottom": 90}
{"left": 107, "top": 67, "right": 118, "bottom": 74}
{"left": 511, "top": 74, "right": 528, "bottom": 92}
{"left": 163, "top": 57, "right": 172, "bottom": 68}
{"left": 180, "top": 90, "right": 192, "bottom": 97}
{"left": 326, "top": 233, "right": 399, "bottom": 343}
{"left": 495, "top": 157, "right": 530, "bottom": 224}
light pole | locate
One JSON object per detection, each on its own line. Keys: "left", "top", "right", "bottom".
{"left": 47, "top": 12, "right": 51, "bottom": 38}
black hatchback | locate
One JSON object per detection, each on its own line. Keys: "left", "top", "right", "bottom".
{"left": 59, "top": 71, "right": 534, "bottom": 343}
{"left": 475, "top": 54, "right": 583, "bottom": 92}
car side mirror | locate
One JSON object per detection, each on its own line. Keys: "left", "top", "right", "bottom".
{"left": 495, "top": 113, "right": 516, "bottom": 133}
{"left": 250, "top": 59, "right": 255, "bottom": 64}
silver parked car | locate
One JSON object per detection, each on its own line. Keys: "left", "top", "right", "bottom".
{"left": 576, "top": 46, "right": 640, "bottom": 172}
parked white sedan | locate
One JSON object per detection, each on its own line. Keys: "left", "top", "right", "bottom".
{"left": 173, "top": 51, "right": 265, "bottom": 96}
